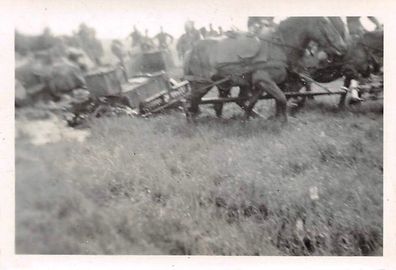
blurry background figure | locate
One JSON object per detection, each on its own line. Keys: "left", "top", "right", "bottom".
{"left": 76, "top": 24, "right": 92, "bottom": 58}
{"left": 111, "top": 39, "right": 129, "bottom": 80}
{"left": 218, "top": 26, "right": 223, "bottom": 36}
{"left": 76, "top": 23, "right": 104, "bottom": 66}
{"left": 129, "top": 25, "right": 142, "bottom": 49}
{"left": 207, "top": 23, "right": 218, "bottom": 37}
{"left": 88, "top": 29, "right": 104, "bottom": 66}
{"left": 37, "top": 27, "right": 57, "bottom": 52}
{"left": 111, "top": 40, "right": 127, "bottom": 62}
{"left": 176, "top": 20, "right": 201, "bottom": 60}
{"left": 185, "top": 20, "right": 201, "bottom": 41}
{"left": 154, "top": 26, "right": 174, "bottom": 50}
{"left": 140, "top": 29, "right": 155, "bottom": 52}
{"left": 199, "top": 27, "right": 208, "bottom": 39}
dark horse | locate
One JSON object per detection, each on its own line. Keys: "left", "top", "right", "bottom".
{"left": 301, "top": 18, "right": 383, "bottom": 106}
{"left": 183, "top": 17, "right": 347, "bottom": 122}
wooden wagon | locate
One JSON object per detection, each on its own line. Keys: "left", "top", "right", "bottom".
{"left": 83, "top": 67, "right": 189, "bottom": 115}
{"left": 82, "top": 66, "right": 382, "bottom": 119}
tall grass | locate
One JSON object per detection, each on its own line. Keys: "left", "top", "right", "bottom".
{"left": 16, "top": 99, "right": 383, "bottom": 255}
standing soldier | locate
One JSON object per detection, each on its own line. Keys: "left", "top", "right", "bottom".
{"left": 76, "top": 23, "right": 103, "bottom": 66}
{"left": 218, "top": 26, "right": 223, "bottom": 36}
{"left": 176, "top": 20, "right": 201, "bottom": 60}
{"left": 154, "top": 26, "right": 174, "bottom": 50}
{"left": 140, "top": 29, "right": 155, "bottom": 52}
{"left": 207, "top": 23, "right": 218, "bottom": 37}
{"left": 38, "top": 27, "right": 56, "bottom": 51}
{"left": 185, "top": 20, "right": 201, "bottom": 42}
{"left": 199, "top": 27, "right": 208, "bottom": 39}
{"left": 111, "top": 40, "right": 128, "bottom": 80}
{"left": 77, "top": 23, "right": 91, "bottom": 54}
{"left": 88, "top": 28, "right": 103, "bottom": 66}
{"left": 129, "top": 25, "right": 143, "bottom": 49}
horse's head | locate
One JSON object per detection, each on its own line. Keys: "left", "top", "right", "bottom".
{"left": 350, "top": 31, "right": 383, "bottom": 77}
{"left": 306, "top": 17, "right": 348, "bottom": 56}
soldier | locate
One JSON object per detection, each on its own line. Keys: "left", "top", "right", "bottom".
{"left": 154, "top": 26, "right": 174, "bottom": 50}
{"left": 207, "top": 23, "right": 218, "bottom": 37}
{"left": 76, "top": 23, "right": 103, "bottom": 66}
{"left": 218, "top": 26, "right": 223, "bottom": 36}
{"left": 185, "top": 20, "right": 201, "bottom": 42}
{"left": 129, "top": 25, "right": 143, "bottom": 48}
{"left": 176, "top": 20, "right": 201, "bottom": 60}
{"left": 37, "top": 27, "right": 56, "bottom": 51}
{"left": 77, "top": 23, "right": 91, "bottom": 50}
{"left": 140, "top": 29, "right": 155, "bottom": 52}
{"left": 199, "top": 27, "right": 208, "bottom": 39}
{"left": 111, "top": 39, "right": 128, "bottom": 80}
{"left": 88, "top": 29, "right": 104, "bottom": 66}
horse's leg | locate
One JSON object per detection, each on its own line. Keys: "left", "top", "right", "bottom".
{"left": 290, "top": 77, "right": 310, "bottom": 112}
{"left": 338, "top": 72, "right": 351, "bottom": 108}
{"left": 214, "top": 84, "right": 262, "bottom": 118}
{"left": 186, "top": 81, "right": 211, "bottom": 118}
{"left": 246, "top": 70, "right": 287, "bottom": 122}
{"left": 234, "top": 86, "right": 265, "bottom": 118}
{"left": 214, "top": 87, "right": 231, "bottom": 118}
{"left": 235, "top": 86, "right": 248, "bottom": 108}
{"left": 305, "top": 80, "right": 314, "bottom": 100}
{"left": 339, "top": 66, "right": 361, "bottom": 108}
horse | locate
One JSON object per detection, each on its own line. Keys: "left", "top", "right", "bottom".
{"left": 299, "top": 29, "right": 383, "bottom": 107}
{"left": 183, "top": 17, "right": 348, "bottom": 122}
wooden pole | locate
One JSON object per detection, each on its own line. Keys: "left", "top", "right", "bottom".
{"left": 199, "top": 90, "right": 347, "bottom": 105}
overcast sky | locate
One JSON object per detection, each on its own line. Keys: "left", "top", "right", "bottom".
{"left": 13, "top": 0, "right": 382, "bottom": 40}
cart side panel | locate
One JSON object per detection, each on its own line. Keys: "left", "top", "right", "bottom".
{"left": 85, "top": 68, "right": 122, "bottom": 96}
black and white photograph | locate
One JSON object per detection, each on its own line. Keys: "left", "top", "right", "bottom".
{"left": 2, "top": 0, "right": 394, "bottom": 266}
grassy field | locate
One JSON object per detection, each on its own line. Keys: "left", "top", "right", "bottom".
{"left": 15, "top": 85, "right": 383, "bottom": 255}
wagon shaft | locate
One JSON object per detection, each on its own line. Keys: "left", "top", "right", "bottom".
{"left": 199, "top": 90, "right": 347, "bottom": 105}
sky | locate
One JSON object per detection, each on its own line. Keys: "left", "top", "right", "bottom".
{"left": 13, "top": 0, "right": 382, "bottom": 40}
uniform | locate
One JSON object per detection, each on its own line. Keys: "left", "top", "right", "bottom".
{"left": 154, "top": 32, "right": 174, "bottom": 49}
